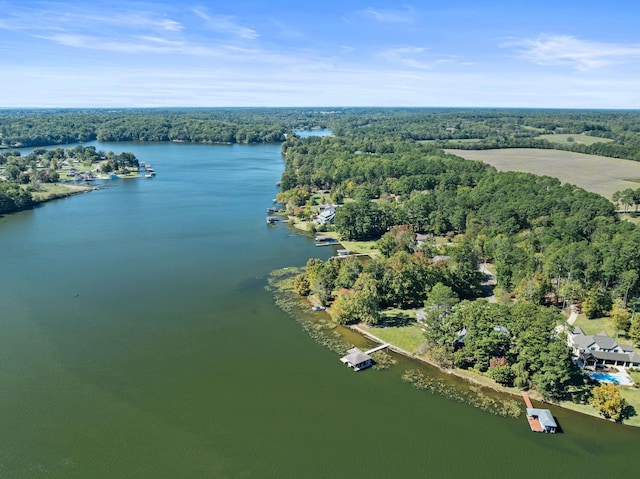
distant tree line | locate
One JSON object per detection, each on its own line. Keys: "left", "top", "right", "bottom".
{"left": 3, "top": 108, "right": 640, "bottom": 164}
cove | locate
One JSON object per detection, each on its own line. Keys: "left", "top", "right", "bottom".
{"left": 0, "top": 140, "right": 639, "bottom": 478}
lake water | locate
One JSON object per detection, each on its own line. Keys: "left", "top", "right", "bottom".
{"left": 1, "top": 140, "right": 639, "bottom": 478}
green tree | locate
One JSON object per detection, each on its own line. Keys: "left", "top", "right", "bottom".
{"left": 629, "top": 315, "right": 640, "bottom": 346}
{"left": 293, "top": 273, "right": 311, "bottom": 296}
{"left": 590, "top": 383, "right": 628, "bottom": 422}
{"left": 610, "top": 300, "right": 632, "bottom": 336}
{"left": 421, "top": 283, "right": 461, "bottom": 347}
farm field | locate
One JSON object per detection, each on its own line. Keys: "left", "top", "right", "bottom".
{"left": 535, "top": 133, "right": 614, "bottom": 146}
{"left": 447, "top": 148, "right": 640, "bottom": 199}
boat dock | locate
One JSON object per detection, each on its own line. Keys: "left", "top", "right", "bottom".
{"left": 340, "top": 343, "right": 390, "bottom": 371}
{"left": 523, "top": 393, "right": 558, "bottom": 433}
{"left": 364, "top": 344, "right": 390, "bottom": 355}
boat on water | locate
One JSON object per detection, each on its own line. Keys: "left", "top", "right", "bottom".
{"left": 145, "top": 172, "right": 155, "bottom": 178}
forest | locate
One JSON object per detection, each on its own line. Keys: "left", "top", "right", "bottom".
{"left": 3, "top": 108, "right": 640, "bottom": 164}
{"left": 280, "top": 128, "right": 640, "bottom": 401}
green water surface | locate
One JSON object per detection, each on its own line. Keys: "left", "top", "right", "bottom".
{"left": 0, "top": 141, "right": 638, "bottom": 478}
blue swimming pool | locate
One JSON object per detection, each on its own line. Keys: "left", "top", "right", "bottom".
{"left": 588, "top": 371, "right": 632, "bottom": 385}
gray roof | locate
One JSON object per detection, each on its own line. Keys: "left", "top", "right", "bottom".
{"left": 341, "top": 348, "right": 372, "bottom": 366}
{"left": 585, "top": 349, "right": 640, "bottom": 364}
{"left": 593, "top": 332, "right": 618, "bottom": 350}
{"left": 570, "top": 329, "right": 637, "bottom": 356}
{"left": 527, "top": 408, "right": 557, "bottom": 430}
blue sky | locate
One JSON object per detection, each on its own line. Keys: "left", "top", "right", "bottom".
{"left": 1, "top": 0, "right": 640, "bottom": 108}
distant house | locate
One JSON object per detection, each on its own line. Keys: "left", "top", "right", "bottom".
{"left": 314, "top": 204, "right": 339, "bottom": 225}
{"left": 568, "top": 328, "right": 640, "bottom": 369}
{"left": 340, "top": 348, "right": 373, "bottom": 371}
{"left": 431, "top": 255, "right": 450, "bottom": 263}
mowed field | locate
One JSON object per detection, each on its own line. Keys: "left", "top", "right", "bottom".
{"left": 446, "top": 148, "right": 640, "bottom": 199}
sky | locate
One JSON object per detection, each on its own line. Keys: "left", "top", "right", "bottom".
{"left": 1, "top": 0, "right": 640, "bottom": 108}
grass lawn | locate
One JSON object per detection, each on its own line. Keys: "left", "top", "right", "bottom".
{"left": 536, "top": 133, "right": 614, "bottom": 146}
{"left": 447, "top": 148, "right": 640, "bottom": 200}
{"left": 571, "top": 314, "right": 622, "bottom": 338}
{"left": 620, "top": 213, "right": 640, "bottom": 226}
{"left": 619, "top": 387, "right": 640, "bottom": 426}
{"left": 368, "top": 316, "right": 425, "bottom": 354}
{"left": 30, "top": 183, "right": 92, "bottom": 201}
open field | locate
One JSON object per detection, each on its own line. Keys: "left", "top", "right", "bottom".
{"left": 447, "top": 148, "right": 640, "bottom": 199}
{"left": 535, "top": 133, "right": 614, "bottom": 146}
{"left": 571, "top": 314, "right": 619, "bottom": 338}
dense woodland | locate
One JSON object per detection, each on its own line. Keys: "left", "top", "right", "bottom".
{"left": 281, "top": 126, "right": 640, "bottom": 400}
{"left": 3, "top": 108, "right": 640, "bottom": 162}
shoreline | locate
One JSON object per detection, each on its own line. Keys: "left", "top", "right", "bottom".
{"left": 348, "top": 322, "right": 619, "bottom": 424}
{"left": 279, "top": 221, "right": 627, "bottom": 424}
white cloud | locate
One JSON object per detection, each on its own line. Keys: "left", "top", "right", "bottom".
{"left": 358, "top": 6, "right": 415, "bottom": 24}
{"left": 506, "top": 34, "right": 640, "bottom": 70}
{"left": 379, "top": 46, "right": 460, "bottom": 70}
{"left": 192, "top": 9, "right": 258, "bottom": 40}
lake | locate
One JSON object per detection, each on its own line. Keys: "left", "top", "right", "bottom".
{"left": 1, "top": 140, "right": 638, "bottom": 478}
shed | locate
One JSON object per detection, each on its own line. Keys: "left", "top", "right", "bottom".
{"left": 526, "top": 408, "right": 557, "bottom": 433}
{"left": 340, "top": 348, "right": 373, "bottom": 371}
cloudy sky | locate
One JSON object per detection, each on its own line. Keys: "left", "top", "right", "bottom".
{"left": 1, "top": 0, "right": 640, "bottom": 108}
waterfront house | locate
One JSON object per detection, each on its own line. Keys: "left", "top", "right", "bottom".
{"left": 340, "top": 348, "right": 373, "bottom": 371}
{"left": 568, "top": 328, "right": 640, "bottom": 369}
{"left": 314, "top": 205, "right": 338, "bottom": 226}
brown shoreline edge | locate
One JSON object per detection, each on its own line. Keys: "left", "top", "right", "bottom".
{"left": 348, "top": 323, "right": 626, "bottom": 425}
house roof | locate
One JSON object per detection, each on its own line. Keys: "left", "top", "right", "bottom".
{"left": 587, "top": 349, "right": 640, "bottom": 364}
{"left": 340, "top": 347, "right": 372, "bottom": 366}
{"left": 527, "top": 408, "right": 557, "bottom": 430}
{"left": 570, "top": 329, "right": 623, "bottom": 351}
{"left": 593, "top": 332, "right": 618, "bottom": 350}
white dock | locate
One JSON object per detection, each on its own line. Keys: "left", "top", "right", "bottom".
{"left": 364, "top": 343, "right": 390, "bottom": 355}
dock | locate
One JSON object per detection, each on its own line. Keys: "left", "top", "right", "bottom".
{"left": 364, "top": 344, "right": 390, "bottom": 355}
{"left": 340, "top": 344, "right": 390, "bottom": 371}
{"left": 523, "top": 393, "right": 557, "bottom": 433}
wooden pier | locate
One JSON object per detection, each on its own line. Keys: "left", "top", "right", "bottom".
{"left": 523, "top": 392, "right": 558, "bottom": 433}
{"left": 364, "top": 344, "right": 390, "bottom": 355}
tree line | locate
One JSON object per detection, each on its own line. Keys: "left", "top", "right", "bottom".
{"left": 282, "top": 131, "right": 640, "bottom": 400}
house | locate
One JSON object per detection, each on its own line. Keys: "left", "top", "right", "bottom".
{"left": 340, "top": 348, "right": 373, "bottom": 371}
{"left": 568, "top": 328, "right": 640, "bottom": 369}
{"left": 314, "top": 205, "right": 338, "bottom": 225}
{"left": 431, "top": 255, "right": 450, "bottom": 263}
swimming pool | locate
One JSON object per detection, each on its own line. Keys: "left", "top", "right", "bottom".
{"left": 588, "top": 371, "right": 634, "bottom": 386}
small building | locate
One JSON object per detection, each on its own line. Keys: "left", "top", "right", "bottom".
{"left": 523, "top": 393, "right": 557, "bottom": 433}
{"left": 340, "top": 348, "right": 373, "bottom": 371}
{"left": 526, "top": 408, "right": 558, "bottom": 433}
